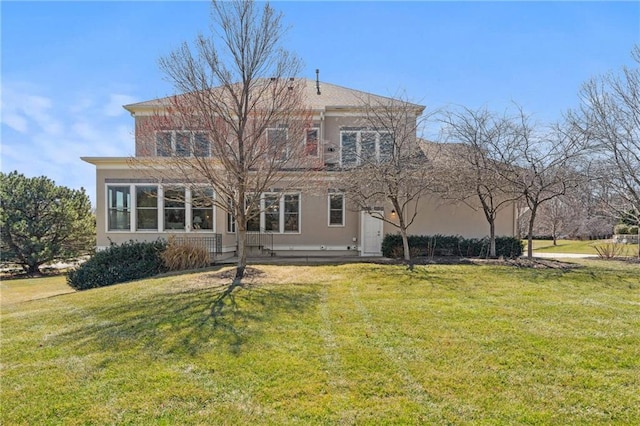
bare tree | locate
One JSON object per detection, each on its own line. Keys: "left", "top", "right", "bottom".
{"left": 132, "top": 0, "right": 314, "bottom": 280}
{"left": 567, "top": 45, "right": 640, "bottom": 256}
{"left": 438, "top": 107, "right": 520, "bottom": 257}
{"left": 340, "top": 93, "right": 430, "bottom": 263}
{"left": 506, "top": 111, "right": 588, "bottom": 258}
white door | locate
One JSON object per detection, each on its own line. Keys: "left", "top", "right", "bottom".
{"left": 360, "top": 211, "right": 383, "bottom": 256}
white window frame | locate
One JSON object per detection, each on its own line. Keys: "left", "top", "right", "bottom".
{"left": 246, "top": 192, "right": 301, "bottom": 234}
{"left": 339, "top": 129, "right": 394, "bottom": 167}
{"left": 328, "top": 193, "right": 345, "bottom": 227}
{"left": 190, "top": 186, "right": 216, "bottom": 232}
{"left": 155, "top": 131, "right": 210, "bottom": 157}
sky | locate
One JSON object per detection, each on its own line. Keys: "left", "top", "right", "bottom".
{"left": 1, "top": 1, "right": 638, "bottom": 206}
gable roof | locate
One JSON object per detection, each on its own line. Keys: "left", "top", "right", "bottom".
{"left": 123, "top": 79, "right": 425, "bottom": 115}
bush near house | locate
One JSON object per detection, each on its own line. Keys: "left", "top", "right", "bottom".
{"left": 67, "top": 240, "right": 167, "bottom": 290}
{"left": 382, "top": 234, "right": 523, "bottom": 259}
{"left": 161, "top": 237, "right": 210, "bottom": 271}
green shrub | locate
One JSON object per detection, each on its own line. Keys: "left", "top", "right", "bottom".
{"left": 630, "top": 226, "right": 639, "bottom": 235}
{"left": 382, "top": 234, "right": 523, "bottom": 259}
{"left": 67, "top": 240, "right": 167, "bottom": 290}
{"left": 161, "top": 237, "right": 210, "bottom": 271}
{"left": 614, "top": 224, "right": 630, "bottom": 235}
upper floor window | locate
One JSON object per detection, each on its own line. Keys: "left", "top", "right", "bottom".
{"left": 305, "top": 128, "right": 319, "bottom": 157}
{"left": 266, "top": 127, "right": 288, "bottom": 161}
{"left": 156, "top": 131, "right": 210, "bottom": 157}
{"left": 340, "top": 129, "right": 394, "bottom": 167}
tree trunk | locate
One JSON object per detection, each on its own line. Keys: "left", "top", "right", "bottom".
{"left": 527, "top": 209, "right": 537, "bottom": 259}
{"left": 489, "top": 219, "right": 496, "bottom": 258}
{"left": 235, "top": 227, "right": 247, "bottom": 281}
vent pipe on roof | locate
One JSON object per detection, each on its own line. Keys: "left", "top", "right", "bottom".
{"left": 315, "top": 69, "right": 321, "bottom": 95}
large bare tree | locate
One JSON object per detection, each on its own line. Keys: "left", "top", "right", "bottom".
{"left": 340, "top": 93, "right": 431, "bottom": 263}
{"left": 567, "top": 45, "right": 640, "bottom": 256}
{"left": 438, "top": 107, "right": 520, "bottom": 257}
{"left": 132, "top": 0, "right": 314, "bottom": 280}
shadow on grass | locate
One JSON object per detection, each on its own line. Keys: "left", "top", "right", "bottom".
{"left": 50, "top": 273, "right": 320, "bottom": 358}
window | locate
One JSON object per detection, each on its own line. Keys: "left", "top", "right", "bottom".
{"left": 340, "top": 130, "right": 394, "bottom": 166}
{"left": 164, "top": 187, "right": 185, "bottom": 230}
{"left": 264, "top": 194, "right": 280, "bottom": 231}
{"left": 191, "top": 188, "right": 214, "bottom": 230}
{"left": 155, "top": 131, "right": 210, "bottom": 157}
{"left": 245, "top": 193, "right": 300, "bottom": 233}
{"left": 329, "top": 193, "right": 344, "bottom": 226}
{"left": 305, "top": 128, "right": 319, "bottom": 157}
{"left": 266, "top": 127, "right": 288, "bottom": 161}
{"left": 107, "top": 186, "right": 131, "bottom": 230}
{"left": 156, "top": 133, "right": 172, "bottom": 157}
{"left": 136, "top": 186, "right": 158, "bottom": 230}
{"left": 175, "top": 132, "right": 190, "bottom": 157}
{"left": 246, "top": 194, "right": 261, "bottom": 232}
{"left": 284, "top": 194, "right": 300, "bottom": 232}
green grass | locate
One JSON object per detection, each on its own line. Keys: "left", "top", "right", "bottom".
{"left": 2, "top": 262, "right": 640, "bottom": 424}
{"left": 531, "top": 239, "right": 639, "bottom": 256}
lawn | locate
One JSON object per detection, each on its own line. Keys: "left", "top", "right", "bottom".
{"left": 1, "top": 262, "right": 639, "bottom": 424}
{"left": 531, "top": 239, "right": 639, "bottom": 257}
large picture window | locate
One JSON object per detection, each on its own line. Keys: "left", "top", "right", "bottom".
{"left": 136, "top": 186, "right": 158, "bottom": 230}
{"left": 155, "top": 131, "right": 210, "bottom": 157}
{"left": 107, "top": 186, "right": 131, "bottom": 231}
{"left": 164, "top": 187, "right": 185, "bottom": 230}
{"left": 328, "top": 193, "right": 345, "bottom": 226}
{"left": 340, "top": 129, "right": 393, "bottom": 166}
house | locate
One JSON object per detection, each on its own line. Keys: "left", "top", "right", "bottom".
{"left": 82, "top": 80, "right": 516, "bottom": 259}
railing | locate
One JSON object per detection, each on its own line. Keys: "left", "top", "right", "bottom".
{"left": 174, "top": 235, "right": 222, "bottom": 261}
{"left": 246, "top": 230, "right": 274, "bottom": 253}
{"left": 612, "top": 234, "right": 639, "bottom": 244}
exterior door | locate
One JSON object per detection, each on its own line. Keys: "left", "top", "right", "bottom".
{"left": 360, "top": 211, "right": 383, "bottom": 256}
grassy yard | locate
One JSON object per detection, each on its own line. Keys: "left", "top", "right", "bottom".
{"left": 531, "top": 239, "right": 639, "bottom": 257}
{"left": 2, "top": 262, "right": 639, "bottom": 424}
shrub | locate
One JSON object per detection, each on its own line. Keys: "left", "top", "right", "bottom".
{"left": 382, "top": 234, "right": 523, "bottom": 259}
{"left": 594, "top": 242, "right": 625, "bottom": 259}
{"left": 161, "top": 237, "right": 210, "bottom": 271}
{"left": 614, "top": 224, "right": 630, "bottom": 235}
{"left": 67, "top": 240, "right": 167, "bottom": 290}
{"left": 630, "top": 226, "right": 639, "bottom": 235}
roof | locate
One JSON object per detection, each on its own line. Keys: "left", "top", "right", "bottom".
{"left": 123, "top": 79, "right": 425, "bottom": 114}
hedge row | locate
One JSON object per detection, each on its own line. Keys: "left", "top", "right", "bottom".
{"left": 382, "top": 234, "right": 523, "bottom": 259}
{"left": 67, "top": 240, "right": 167, "bottom": 290}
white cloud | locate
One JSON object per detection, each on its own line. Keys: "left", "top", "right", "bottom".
{"left": 103, "top": 93, "right": 137, "bottom": 117}
{"left": 1, "top": 81, "right": 137, "bottom": 206}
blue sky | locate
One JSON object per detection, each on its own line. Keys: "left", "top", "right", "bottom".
{"left": 1, "top": 1, "right": 638, "bottom": 205}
